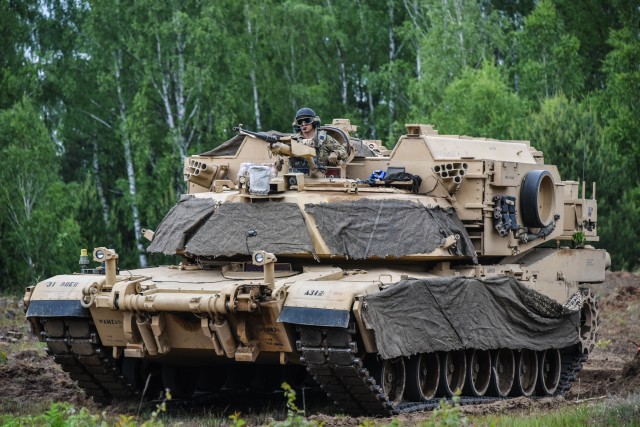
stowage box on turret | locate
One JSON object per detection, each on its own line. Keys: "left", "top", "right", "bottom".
{"left": 24, "top": 120, "right": 607, "bottom": 415}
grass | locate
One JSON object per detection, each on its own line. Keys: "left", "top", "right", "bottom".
{"left": 0, "top": 386, "right": 639, "bottom": 426}
{"left": 0, "top": 384, "right": 318, "bottom": 427}
{"left": 2, "top": 289, "right": 640, "bottom": 426}
{"left": 477, "top": 393, "right": 640, "bottom": 427}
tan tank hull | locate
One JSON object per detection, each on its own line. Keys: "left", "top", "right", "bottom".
{"left": 24, "top": 120, "right": 606, "bottom": 414}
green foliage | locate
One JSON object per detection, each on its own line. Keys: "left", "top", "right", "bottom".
{"left": 0, "top": 383, "right": 638, "bottom": 426}
{"left": 595, "top": 338, "right": 612, "bottom": 350}
{"left": 0, "top": 99, "right": 82, "bottom": 291}
{"left": 428, "top": 395, "right": 468, "bottom": 427}
{"left": 0, "top": 0, "right": 639, "bottom": 290}
{"left": 363, "top": 396, "right": 468, "bottom": 427}
{"left": 572, "top": 231, "right": 586, "bottom": 247}
{"left": 408, "top": 0, "right": 509, "bottom": 118}
{"left": 0, "top": 350, "right": 7, "bottom": 364}
{"left": 515, "top": 94, "right": 606, "bottom": 183}
{"left": 270, "top": 382, "right": 323, "bottom": 427}
{"left": 512, "top": 93, "right": 639, "bottom": 268}
{"left": 0, "top": 391, "right": 172, "bottom": 426}
{"left": 479, "top": 392, "right": 640, "bottom": 426}
{"left": 516, "top": 0, "right": 584, "bottom": 101}
{"left": 592, "top": 26, "right": 640, "bottom": 270}
{"left": 431, "top": 61, "right": 524, "bottom": 139}
{"left": 229, "top": 412, "right": 247, "bottom": 427}
{"left": 360, "top": 419, "right": 400, "bottom": 427}
{"left": 0, "top": 402, "right": 97, "bottom": 427}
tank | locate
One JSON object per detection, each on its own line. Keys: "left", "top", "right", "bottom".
{"left": 23, "top": 119, "right": 607, "bottom": 415}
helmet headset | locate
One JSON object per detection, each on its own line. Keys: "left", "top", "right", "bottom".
{"left": 292, "top": 107, "right": 320, "bottom": 132}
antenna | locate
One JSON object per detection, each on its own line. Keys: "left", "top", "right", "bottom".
{"left": 246, "top": 229, "right": 257, "bottom": 254}
{"left": 582, "top": 131, "right": 587, "bottom": 195}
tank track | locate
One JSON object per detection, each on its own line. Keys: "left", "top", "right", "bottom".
{"left": 557, "top": 350, "right": 589, "bottom": 396}
{"left": 37, "top": 317, "right": 589, "bottom": 413}
{"left": 298, "top": 325, "right": 588, "bottom": 416}
{"left": 40, "top": 317, "right": 135, "bottom": 403}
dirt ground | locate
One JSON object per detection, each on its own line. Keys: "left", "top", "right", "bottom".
{"left": 1, "top": 271, "right": 639, "bottom": 424}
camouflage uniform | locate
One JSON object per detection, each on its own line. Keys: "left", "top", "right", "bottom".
{"left": 295, "top": 130, "right": 348, "bottom": 166}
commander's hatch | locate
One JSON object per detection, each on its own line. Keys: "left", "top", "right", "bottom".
{"left": 221, "top": 262, "right": 298, "bottom": 280}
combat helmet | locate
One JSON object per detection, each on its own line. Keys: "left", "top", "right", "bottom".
{"left": 293, "top": 107, "right": 320, "bottom": 131}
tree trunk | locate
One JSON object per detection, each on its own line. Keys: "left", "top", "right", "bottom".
{"left": 150, "top": 14, "right": 199, "bottom": 164}
{"left": 356, "top": 0, "right": 376, "bottom": 137}
{"left": 453, "top": 0, "right": 466, "bottom": 68}
{"left": 245, "top": 1, "right": 262, "bottom": 130}
{"left": 115, "top": 51, "right": 147, "bottom": 268}
{"left": 338, "top": 42, "right": 347, "bottom": 105}
{"left": 388, "top": 0, "right": 396, "bottom": 140}
{"left": 92, "top": 140, "right": 109, "bottom": 224}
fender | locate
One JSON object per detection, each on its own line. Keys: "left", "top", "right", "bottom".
{"left": 25, "top": 275, "right": 104, "bottom": 318}
{"left": 277, "top": 281, "right": 378, "bottom": 328}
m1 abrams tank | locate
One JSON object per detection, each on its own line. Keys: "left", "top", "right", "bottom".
{"left": 24, "top": 119, "right": 607, "bottom": 415}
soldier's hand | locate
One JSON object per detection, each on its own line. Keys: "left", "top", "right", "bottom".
{"left": 327, "top": 152, "right": 339, "bottom": 166}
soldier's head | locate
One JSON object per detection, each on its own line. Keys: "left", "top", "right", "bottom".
{"left": 293, "top": 107, "right": 320, "bottom": 133}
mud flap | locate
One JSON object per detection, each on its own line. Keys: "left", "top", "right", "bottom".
{"left": 26, "top": 300, "right": 89, "bottom": 318}
{"left": 277, "top": 306, "right": 350, "bottom": 328}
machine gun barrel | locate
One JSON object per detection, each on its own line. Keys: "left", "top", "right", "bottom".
{"left": 234, "top": 125, "right": 281, "bottom": 144}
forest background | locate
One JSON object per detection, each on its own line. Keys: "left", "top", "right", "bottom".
{"left": 0, "top": 0, "right": 638, "bottom": 293}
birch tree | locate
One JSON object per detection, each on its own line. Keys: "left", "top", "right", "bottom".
{"left": 245, "top": 1, "right": 262, "bottom": 130}
{"left": 516, "top": 0, "right": 583, "bottom": 101}
{"left": 408, "top": 0, "right": 505, "bottom": 117}
{"left": 0, "top": 100, "right": 81, "bottom": 289}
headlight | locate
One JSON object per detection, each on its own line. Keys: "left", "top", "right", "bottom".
{"left": 254, "top": 252, "right": 264, "bottom": 264}
{"left": 93, "top": 247, "right": 117, "bottom": 262}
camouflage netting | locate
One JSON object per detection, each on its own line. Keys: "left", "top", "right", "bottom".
{"left": 305, "top": 199, "right": 477, "bottom": 262}
{"left": 147, "top": 196, "right": 217, "bottom": 255}
{"left": 185, "top": 202, "right": 314, "bottom": 257}
{"left": 362, "top": 276, "right": 581, "bottom": 360}
{"left": 149, "top": 198, "right": 478, "bottom": 260}
{"left": 147, "top": 197, "right": 314, "bottom": 257}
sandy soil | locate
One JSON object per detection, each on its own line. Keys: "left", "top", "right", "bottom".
{"left": 1, "top": 271, "right": 639, "bottom": 424}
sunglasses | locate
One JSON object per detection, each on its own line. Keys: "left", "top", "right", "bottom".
{"left": 296, "top": 117, "right": 313, "bottom": 126}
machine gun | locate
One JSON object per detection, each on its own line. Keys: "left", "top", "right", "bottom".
{"left": 233, "top": 124, "right": 283, "bottom": 144}
{"left": 235, "top": 124, "right": 321, "bottom": 175}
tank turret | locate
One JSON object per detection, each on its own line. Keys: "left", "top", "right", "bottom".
{"left": 24, "top": 120, "right": 606, "bottom": 414}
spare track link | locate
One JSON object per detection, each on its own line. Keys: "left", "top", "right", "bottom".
{"left": 298, "top": 325, "right": 395, "bottom": 416}
{"left": 298, "top": 326, "right": 589, "bottom": 415}
{"left": 41, "top": 317, "right": 134, "bottom": 403}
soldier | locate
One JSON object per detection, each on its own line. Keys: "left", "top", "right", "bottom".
{"left": 292, "top": 107, "right": 347, "bottom": 166}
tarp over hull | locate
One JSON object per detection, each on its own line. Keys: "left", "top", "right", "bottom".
{"left": 185, "top": 202, "right": 314, "bottom": 257}
{"left": 147, "top": 196, "right": 314, "bottom": 257}
{"left": 146, "top": 196, "right": 217, "bottom": 255}
{"left": 148, "top": 198, "right": 477, "bottom": 261}
{"left": 305, "top": 199, "right": 477, "bottom": 262}
{"left": 362, "top": 276, "right": 580, "bottom": 359}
